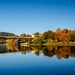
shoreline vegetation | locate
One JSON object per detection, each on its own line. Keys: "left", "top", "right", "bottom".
{"left": 0, "top": 28, "right": 75, "bottom": 46}
{"left": 28, "top": 42, "right": 75, "bottom": 46}
{"left": 27, "top": 28, "right": 75, "bottom": 46}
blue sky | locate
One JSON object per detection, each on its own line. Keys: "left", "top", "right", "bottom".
{"left": 0, "top": 0, "right": 75, "bottom": 35}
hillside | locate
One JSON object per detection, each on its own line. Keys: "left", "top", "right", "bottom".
{"left": 0, "top": 32, "right": 17, "bottom": 36}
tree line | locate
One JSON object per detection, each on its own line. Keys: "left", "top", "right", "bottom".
{"left": 42, "top": 28, "right": 75, "bottom": 42}
{"left": 20, "top": 28, "right": 75, "bottom": 43}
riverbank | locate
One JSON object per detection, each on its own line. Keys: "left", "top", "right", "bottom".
{"left": 28, "top": 42, "right": 75, "bottom": 46}
{"left": 42, "top": 42, "right": 75, "bottom": 46}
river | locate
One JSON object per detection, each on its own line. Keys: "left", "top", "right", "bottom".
{"left": 0, "top": 44, "right": 75, "bottom": 75}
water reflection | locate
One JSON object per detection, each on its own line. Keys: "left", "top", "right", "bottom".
{"left": 0, "top": 44, "right": 75, "bottom": 60}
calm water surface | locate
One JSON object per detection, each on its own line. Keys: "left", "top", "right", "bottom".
{"left": 0, "top": 44, "right": 75, "bottom": 75}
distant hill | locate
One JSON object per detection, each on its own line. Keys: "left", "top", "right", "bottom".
{"left": 0, "top": 32, "right": 17, "bottom": 36}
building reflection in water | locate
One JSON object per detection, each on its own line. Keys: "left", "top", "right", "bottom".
{"left": 0, "top": 44, "right": 75, "bottom": 60}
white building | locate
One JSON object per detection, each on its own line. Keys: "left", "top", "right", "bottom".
{"left": 32, "top": 34, "right": 35, "bottom": 38}
{"left": 32, "top": 34, "right": 41, "bottom": 38}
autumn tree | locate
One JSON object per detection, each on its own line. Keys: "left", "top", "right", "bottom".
{"left": 7, "top": 39, "right": 17, "bottom": 45}
{"left": 42, "top": 30, "right": 54, "bottom": 40}
{"left": 54, "top": 32, "right": 59, "bottom": 41}
{"left": 66, "top": 31, "right": 72, "bottom": 42}
{"left": 59, "top": 30, "right": 67, "bottom": 42}
{"left": 55, "top": 28, "right": 61, "bottom": 33}
{"left": 63, "top": 29, "right": 68, "bottom": 33}
{"left": 54, "top": 28, "right": 61, "bottom": 41}
{"left": 26, "top": 34, "right": 31, "bottom": 37}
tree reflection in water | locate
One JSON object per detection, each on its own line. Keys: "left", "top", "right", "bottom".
{"left": 0, "top": 44, "right": 75, "bottom": 60}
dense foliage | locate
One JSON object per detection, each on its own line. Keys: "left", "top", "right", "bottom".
{"left": 33, "top": 38, "right": 44, "bottom": 44}
{"left": 42, "top": 30, "right": 54, "bottom": 40}
{"left": 7, "top": 39, "right": 18, "bottom": 45}
{"left": 42, "top": 28, "right": 75, "bottom": 42}
{"left": 0, "top": 28, "right": 75, "bottom": 44}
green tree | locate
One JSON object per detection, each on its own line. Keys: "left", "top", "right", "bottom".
{"left": 42, "top": 32, "right": 48, "bottom": 40}
{"left": 47, "top": 30, "right": 53, "bottom": 39}
{"left": 20, "top": 33, "right": 26, "bottom": 37}
{"left": 42, "top": 30, "right": 54, "bottom": 40}
{"left": 70, "top": 32, "right": 75, "bottom": 42}
{"left": 33, "top": 38, "right": 44, "bottom": 44}
{"left": 35, "top": 32, "right": 40, "bottom": 37}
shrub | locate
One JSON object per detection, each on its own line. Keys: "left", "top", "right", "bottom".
{"left": 33, "top": 38, "right": 44, "bottom": 44}
{"left": 7, "top": 39, "right": 17, "bottom": 45}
